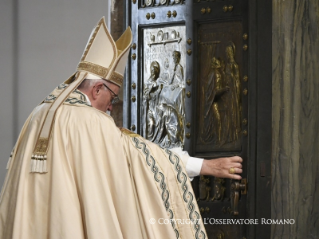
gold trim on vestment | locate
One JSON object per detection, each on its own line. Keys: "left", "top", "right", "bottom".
{"left": 34, "top": 137, "right": 49, "bottom": 153}
{"left": 64, "top": 73, "right": 76, "bottom": 84}
{"left": 31, "top": 72, "right": 88, "bottom": 173}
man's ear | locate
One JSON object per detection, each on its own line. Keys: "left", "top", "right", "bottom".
{"left": 92, "top": 83, "right": 103, "bottom": 100}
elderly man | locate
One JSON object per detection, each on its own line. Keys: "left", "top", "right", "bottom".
{"left": 0, "top": 18, "right": 242, "bottom": 239}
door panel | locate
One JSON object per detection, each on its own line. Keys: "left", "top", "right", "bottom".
{"left": 195, "top": 20, "right": 244, "bottom": 153}
{"left": 141, "top": 25, "right": 187, "bottom": 149}
{"left": 124, "top": 0, "right": 270, "bottom": 238}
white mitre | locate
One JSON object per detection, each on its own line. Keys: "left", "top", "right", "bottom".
{"left": 76, "top": 17, "right": 132, "bottom": 86}
{"left": 30, "top": 17, "right": 132, "bottom": 173}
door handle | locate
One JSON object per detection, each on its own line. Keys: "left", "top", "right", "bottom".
{"left": 230, "top": 178, "right": 247, "bottom": 216}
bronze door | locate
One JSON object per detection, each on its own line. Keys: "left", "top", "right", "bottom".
{"left": 124, "top": 1, "right": 271, "bottom": 238}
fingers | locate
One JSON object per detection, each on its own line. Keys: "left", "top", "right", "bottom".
{"left": 227, "top": 167, "right": 242, "bottom": 180}
{"left": 230, "top": 173, "right": 242, "bottom": 180}
{"left": 232, "top": 162, "right": 242, "bottom": 169}
{"left": 228, "top": 157, "right": 243, "bottom": 179}
{"left": 233, "top": 168, "right": 243, "bottom": 174}
{"left": 230, "top": 156, "right": 243, "bottom": 163}
{"left": 200, "top": 157, "right": 243, "bottom": 179}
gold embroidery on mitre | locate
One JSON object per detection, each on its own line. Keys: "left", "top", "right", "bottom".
{"left": 80, "top": 18, "right": 117, "bottom": 71}
{"left": 81, "top": 20, "right": 101, "bottom": 61}
{"left": 109, "top": 71, "right": 123, "bottom": 87}
{"left": 78, "top": 61, "right": 109, "bottom": 78}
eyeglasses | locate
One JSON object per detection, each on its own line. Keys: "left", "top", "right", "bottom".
{"left": 103, "top": 83, "right": 119, "bottom": 105}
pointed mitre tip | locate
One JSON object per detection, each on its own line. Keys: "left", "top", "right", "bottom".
{"left": 97, "top": 16, "right": 110, "bottom": 31}
{"left": 118, "top": 26, "right": 132, "bottom": 39}
{"left": 126, "top": 26, "right": 132, "bottom": 32}
{"left": 122, "top": 26, "right": 133, "bottom": 41}
{"left": 126, "top": 26, "right": 132, "bottom": 38}
{"left": 99, "top": 16, "right": 106, "bottom": 23}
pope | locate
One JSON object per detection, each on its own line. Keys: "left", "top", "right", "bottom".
{"left": 0, "top": 17, "right": 242, "bottom": 239}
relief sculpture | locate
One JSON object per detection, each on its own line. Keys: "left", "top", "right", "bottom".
{"left": 200, "top": 42, "right": 241, "bottom": 147}
{"left": 224, "top": 43, "right": 241, "bottom": 142}
{"left": 197, "top": 22, "right": 243, "bottom": 151}
{"left": 202, "top": 57, "right": 229, "bottom": 144}
{"left": 143, "top": 27, "right": 186, "bottom": 149}
{"left": 143, "top": 61, "right": 162, "bottom": 141}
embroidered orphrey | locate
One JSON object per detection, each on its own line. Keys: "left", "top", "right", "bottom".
{"left": 78, "top": 61, "right": 109, "bottom": 78}
{"left": 132, "top": 137, "right": 180, "bottom": 239}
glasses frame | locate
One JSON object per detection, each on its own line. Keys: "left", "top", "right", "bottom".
{"left": 103, "top": 83, "right": 120, "bottom": 105}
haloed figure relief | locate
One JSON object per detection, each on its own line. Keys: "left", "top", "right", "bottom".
{"left": 199, "top": 41, "right": 241, "bottom": 147}
{"left": 143, "top": 26, "right": 186, "bottom": 149}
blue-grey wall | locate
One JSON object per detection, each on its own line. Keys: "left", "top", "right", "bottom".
{"left": 0, "top": 0, "right": 111, "bottom": 189}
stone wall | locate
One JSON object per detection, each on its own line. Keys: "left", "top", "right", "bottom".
{"left": 272, "top": 1, "right": 319, "bottom": 238}
{"left": 110, "top": 0, "right": 125, "bottom": 127}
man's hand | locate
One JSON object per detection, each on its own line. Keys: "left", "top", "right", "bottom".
{"left": 200, "top": 156, "right": 243, "bottom": 180}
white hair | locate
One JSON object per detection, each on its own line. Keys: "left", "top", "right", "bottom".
{"left": 77, "top": 78, "right": 106, "bottom": 90}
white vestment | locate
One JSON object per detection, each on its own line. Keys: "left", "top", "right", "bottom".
{"left": 0, "top": 84, "right": 207, "bottom": 239}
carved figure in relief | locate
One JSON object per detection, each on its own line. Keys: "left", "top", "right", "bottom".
{"left": 211, "top": 178, "right": 225, "bottom": 202}
{"left": 170, "top": 51, "right": 184, "bottom": 90}
{"left": 223, "top": 42, "right": 241, "bottom": 142}
{"left": 199, "top": 41, "right": 242, "bottom": 146}
{"left": 143, "top": 61, "right": 163, "bottom": 140}
{"left": 143, "top": 50, "right": 185, "bottom": 148}
{"left": 164, "top": 58, "right": 169, "bottom": 69}
{"left": 153, "top": 103, "right": 183, "bottom": 148}
{"left": 202, "top": 57, "right": 229, "bottom": 144}
{"left": 199, "top": 176, "right": 211, "bottom": 201}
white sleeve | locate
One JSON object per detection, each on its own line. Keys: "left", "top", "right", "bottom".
{"left": 170, "top": 147, "right": 203, "bottom": 180}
